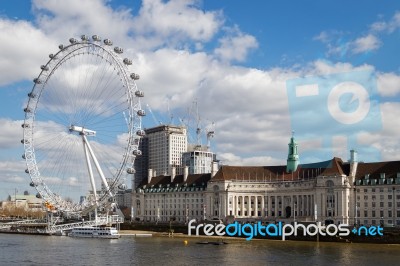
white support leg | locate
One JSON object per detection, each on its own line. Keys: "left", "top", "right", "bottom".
{"left": 82, "top": 139, "right": 98, "bottom": 221}
{"left": 82, "top": 134, "right": 113, "bottom": 197}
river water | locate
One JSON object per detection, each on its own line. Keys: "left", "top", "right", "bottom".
{"left": 1, "top": 234, "right": 400, "bottom": 265}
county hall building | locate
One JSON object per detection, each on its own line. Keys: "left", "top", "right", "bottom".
{"left": 132, "top": 136, "right": 400, "bottom": 227}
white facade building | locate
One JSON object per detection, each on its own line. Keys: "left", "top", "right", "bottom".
{"left": 133, "top": 137, "right": 400, "bottom": 227}
{"left": 2, "top": 194, "right": 43, "bottom": 211}
{"left": 182, "top": 150, "right": 214, "bottom": 175}
{"left": 133, "top": 172, "right": 211, "bottom": 223}
{"left": 145, "top": 125, "right": 187, "bottom": 177}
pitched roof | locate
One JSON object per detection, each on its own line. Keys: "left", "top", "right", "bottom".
{"left": 355, "top": 161, "right": 400, "bottom": 180}
{"left": 212, "top": 157, "right": 348, "bottom": 182}
{"left": 139, "top": 173, "right": 211, "bottom": 189}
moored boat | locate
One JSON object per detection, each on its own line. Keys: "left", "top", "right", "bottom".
{"left": 69, "top": 226, "right": 120, "bottom": 239}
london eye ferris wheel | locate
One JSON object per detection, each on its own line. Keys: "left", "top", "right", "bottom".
{"left": 22, "top": 35, "right": 145, "bottom": 217}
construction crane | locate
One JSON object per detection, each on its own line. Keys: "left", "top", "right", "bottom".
{"left": 193, "top": 99, "right": 202, "bottom": 149}
{"left": 205, "top": 122, "right": 215, "bottom": 151}
{"left": 146, "top": 104, "right": 163, "bottom": 125}
{"left": 167, "top": 100, "right": 174, "bottom": 125}
{"left": 179, "top": 99, "right": 216, "bottom": 151}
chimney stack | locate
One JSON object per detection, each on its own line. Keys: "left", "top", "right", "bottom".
{"left": 170, "top": 166, "right": 176, "bottom": 183}
{"left": 183, "top": 166, "right": 189, "bottom": 182}
{"left": 211, "top": 161, "right": 218, "bottom": 178}
{"left": 148, "top": 169, "right": 153, "bottom": 184}
{"left": 349, "top": 150, "right": 358, "bottom": 181}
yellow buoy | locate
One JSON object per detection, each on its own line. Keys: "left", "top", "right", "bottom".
{"left": 184, "top": 240, "right": 188, "bottom": 245}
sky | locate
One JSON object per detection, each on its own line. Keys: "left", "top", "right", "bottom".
{"left": 0, "top": 0, "right": 400, "bottom": 200}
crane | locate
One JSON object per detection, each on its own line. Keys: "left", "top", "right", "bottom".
{"left": 146, "top": 104, "right": 163, "bottom": 126}
{"left": 205, "top": 122, "right": 215, "bottom": 151}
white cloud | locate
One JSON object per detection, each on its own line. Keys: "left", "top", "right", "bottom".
{"left": 377, "top": 72, "right": 400, "bottom": 97}
{"left": 356, "top": 102, "right": 400, "bottom": 161}
{"left": 370, "top": 21, "right": 387, "bottom": 32}
{"left": 308, "top": 60, "right": 372, "bottom": 76}
{"left": 0, "top": 161, "right": 26, "bottom": 178}
{"left": 33, "top": 0, "right": 223, "bottom": 52}
{"left": 214, "top": 26, "right": 258, "bottom": 62}
{"left": 369, "top": 11, "right": 400, "bottom": 33}
{"left": 316, "top": 11, "right": 400, "bottom": 57}
{"left": 33, "top": 0, "right": 134, "bottom": 42}
{"left": 388, "top": 11, "right": 400, "bottom": 32}
{"left": 350, "top": 34, "right": 381, "bottom": 54}
{"left": 0, "top": 19, "right": 56, "bottom": 86}
{"left": 218, "top": 152, "right": 282, "bottom": 166}
{"left": 0, "top": 160, "right": 29, "bottom": 198}
{"left": 136, "top": 48, "right": 210, "bottom": 111}
{"left": 132, "top": 0, "right": 223, "bottom": 46}
{"left": 0, "top": 118, "right": 24, "bottom": 149}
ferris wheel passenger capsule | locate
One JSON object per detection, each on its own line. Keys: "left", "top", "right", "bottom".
{"left": 41, "top": 65, "right": 49, "bottom": 71}
{"left": 104, "top": 39, "right": 113, "bottom": 46}
{"left": 136, "top": 130, "right": 145, "bottom": 137}
{"left": 114, "top": 47, "right": 123, "bottom": 54}
{"left": 36, "top": 193, "right": 42, "bottom": 199}
{"left": 29, "top": 181, "right": 35, "bottom": 187}
{"left": 49, "top": 54, "right": 55, "bottom": 59}
{"left": 28, "top": 92, "right": 36, "bottom": 98}
{"left": 132, "top": 138, "right": 140, "bottom": 145}
{"left": 137, "top": 110, "right": 146, "bottom": 116}
{"left": 22, "top": 154, "right": 26, "bottom": 159}
{"left": 118, "top": 184, "right": 127, "bottom": 190}
{"left": 123, "top": 58, "right": 132, "bottom": 65}
{"left": 21, "top": 123, "right": 30, "bottom": 128}
{"left": 130, "top": 73, "right": 140, "bottom": 80}
{"left": 25, "top": 169, "right": 29, "bottom": 174}
{"left": 92, "top": 35, "right": 101, "bottom": 41}
{"left": 127, "top": 168, "right": 136, "bottom": 174}
{"left": 58, "top": 44, "right": 64, "bottom": 50}
{"left": 135, "top": 90, "right": 144, "bottom": 97}
{"left": 81, "top": 35, "right": 89, "bottom": 41}
{"left": 33, "top": 78, "right": 42, "bottom": 84}
{"left": 69, "top": 38, "right": 78, "bottom": 44}
{"left": 24, "top": 107, "right": 31, "bottom": 113}
{"left": 133, "top": 149, "right": 142, "bottom": 156}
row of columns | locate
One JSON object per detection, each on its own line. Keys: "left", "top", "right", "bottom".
{"left": 229, "top": 194, "right": 315, "bottom": 219}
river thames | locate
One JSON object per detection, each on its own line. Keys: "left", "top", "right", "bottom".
{"left": 1, "top": 234, "right": 400, "bottom": 265}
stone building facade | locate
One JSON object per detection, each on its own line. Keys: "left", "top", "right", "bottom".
{"left": 133, "top": 137, "right": 400, "bottom": 227}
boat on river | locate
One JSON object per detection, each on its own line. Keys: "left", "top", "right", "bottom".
{"left": 69, "top": 226, "right": 120, "bottom": 239}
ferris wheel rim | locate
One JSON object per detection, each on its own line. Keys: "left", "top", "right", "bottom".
{"left": 22, "top": 35, "right": 144, "bottom": 215}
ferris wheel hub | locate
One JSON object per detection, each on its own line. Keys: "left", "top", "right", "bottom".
{"left": 69, "top": 125, "right": 96, "bottom": 136}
